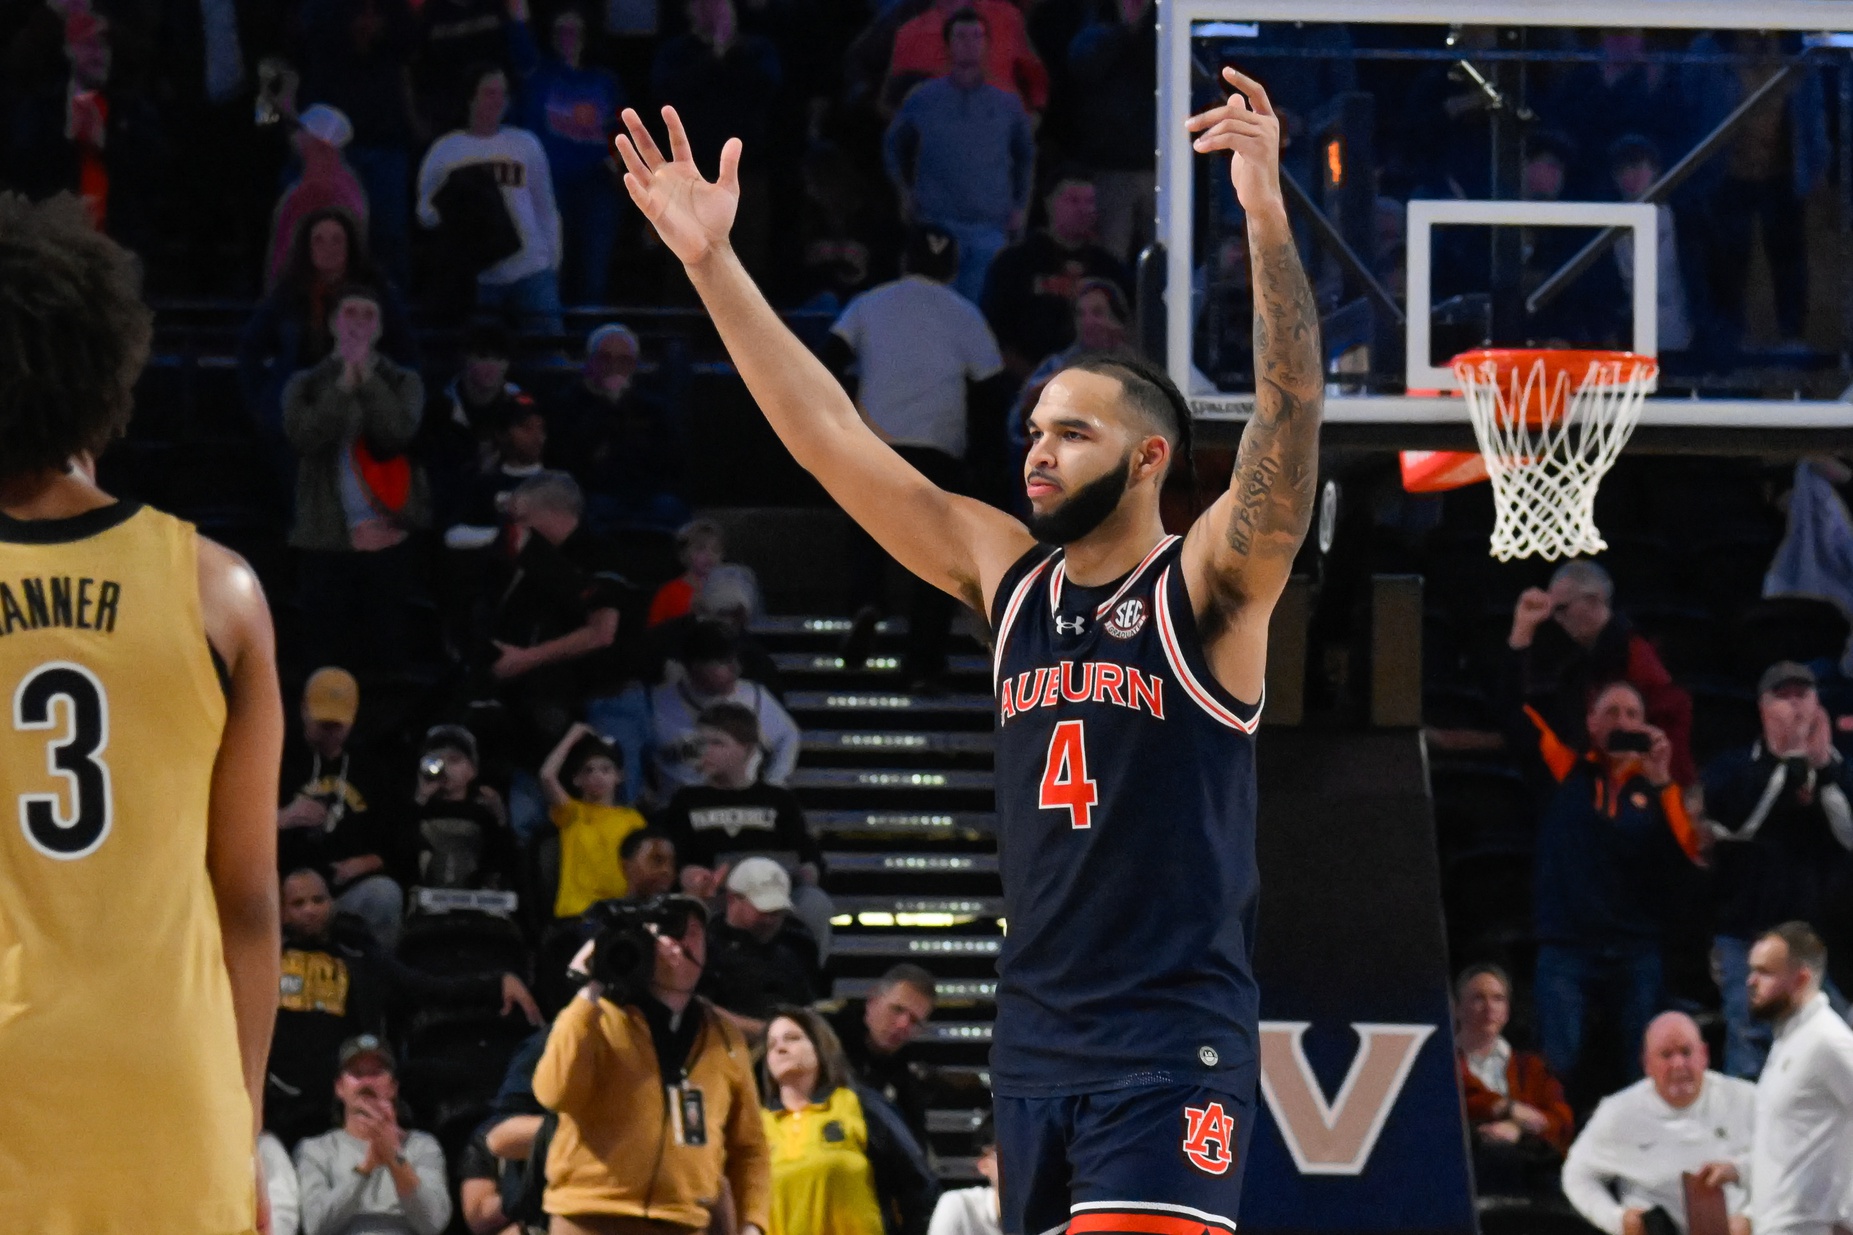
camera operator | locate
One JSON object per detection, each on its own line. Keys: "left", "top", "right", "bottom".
{"left": 1515, "top": 681, "right": 1705, "bottom": 1089}
{"left": 532, "top": 896, "right": 771, "bottom": 1235}
{"left": 1701, "top": 662, "right": 1853, "bottom": 1078}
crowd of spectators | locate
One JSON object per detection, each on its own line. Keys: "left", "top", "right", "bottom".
{"left": 1456, "top": 923, "right": 1853, "bottom": 1235}
{"left": 1440, "top": 541, "right": 1853, "bottom": 1221}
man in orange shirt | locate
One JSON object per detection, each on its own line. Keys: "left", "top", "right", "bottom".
{"left": 885, "top": 0, "right": 1047, "bottom": 113}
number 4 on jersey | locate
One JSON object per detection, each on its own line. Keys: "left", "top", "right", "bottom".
{"left": 1039, "top": 719, "right": 1099, "bottom": 829}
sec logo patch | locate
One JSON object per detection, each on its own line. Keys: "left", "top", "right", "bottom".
{"left": 1104, "top": 597, "right": 1147, "bottom": 640}
{"left": 1182, "top": 1101, "right": 1238, "bottom": 1176}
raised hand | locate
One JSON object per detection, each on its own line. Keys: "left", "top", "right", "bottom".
{"left": 1186, "top": 67, "right": 1285, "bottom": 218}
{"left": 615, "top": 107, "right": 741, "bottom": 268}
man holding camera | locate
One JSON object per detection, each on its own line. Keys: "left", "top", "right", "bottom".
{"left": 533, "top": 895, "right": 771, "bottom": 1235}
{"left": 1701, "top": 662, "right": 1853, "bottom": 1078}
{"left": 1518, "top": 681, "right": 1705, "bottom": 1086}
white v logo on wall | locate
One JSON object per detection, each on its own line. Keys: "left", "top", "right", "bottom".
{"left": 1257, "top": 1022, "right": 1436, "bottom": 1176}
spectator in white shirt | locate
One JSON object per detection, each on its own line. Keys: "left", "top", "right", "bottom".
{"left": 260, "top": 1131, "right": 302, "bottom": 1235}
{"left": 824, "top": 225, "right": 1005, "bottom": 688}
{"left": 416, "top": 65, "right": 564, "bottom": 334}
{"left": 1703, "top": 922, "right": 1853, "bottom": 1235}
{"left": 1562, "top": 1012, "right": 1755, "bottom": 1235}
{"left": 929, "top": 1115, "right": 1000, "bottom": 1235}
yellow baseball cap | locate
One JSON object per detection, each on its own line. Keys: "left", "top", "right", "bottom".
{"left": 303, "top": 667, "right": 360, "bottom": 725}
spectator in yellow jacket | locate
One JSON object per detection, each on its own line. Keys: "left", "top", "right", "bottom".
{"left": 533, "top": 895, "right": 771, "bottom": 1235}
{"left": 761, "top": 1007, "right": 939, "bottom": 1235}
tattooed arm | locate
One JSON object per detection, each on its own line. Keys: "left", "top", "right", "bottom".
{"left": 1180, "top": 69, "right": 1323, "bottom": 703}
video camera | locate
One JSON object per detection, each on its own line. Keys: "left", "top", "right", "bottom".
{"left": 577, "top": 895, "right": 709, "bottom": 1003}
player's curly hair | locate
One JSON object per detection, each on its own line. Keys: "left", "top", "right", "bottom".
{"left": 0, "top": 193, "right": 153, "bottom": 483}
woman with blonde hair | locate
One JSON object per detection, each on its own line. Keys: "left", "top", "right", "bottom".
{"left": 760, "top": 1008, "right": 938, "bottom": 1235}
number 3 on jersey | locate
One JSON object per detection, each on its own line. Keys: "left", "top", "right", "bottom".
{"left": 1039, "top": 719, "right": 1099, "bottom": 829}
{"left": 12, "top": 661, "right": 112, "bottom": 859}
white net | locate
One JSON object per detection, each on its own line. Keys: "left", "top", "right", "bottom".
{"left": 1453, "top": 351, "right": 1657, "bottom": 562}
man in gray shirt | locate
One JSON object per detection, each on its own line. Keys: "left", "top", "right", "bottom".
{"left": 883, "top": 9, "right": 1035, "bottom": 301}
{"left": 293, "top": 1036, "right": 451, "bottom": 1235}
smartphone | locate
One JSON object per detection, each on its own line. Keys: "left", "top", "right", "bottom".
{"left": 1608, "top": 729, "right": 1653, "bottom": 754}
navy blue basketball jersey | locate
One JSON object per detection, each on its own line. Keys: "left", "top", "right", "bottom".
{"left": 988, "top": 534, "right": 1262, "bottom": 1098}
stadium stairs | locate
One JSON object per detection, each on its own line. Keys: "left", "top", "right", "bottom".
{"left": 754, "top": 614, "right": 1000, "bottom": 1183}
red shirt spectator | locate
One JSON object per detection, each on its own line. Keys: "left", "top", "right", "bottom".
{"left": 887, "top": 0, "right": 1048, "bottom": 113}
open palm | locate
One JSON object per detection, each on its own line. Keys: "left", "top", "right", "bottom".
{"left": 615, "top": 106, "right": 741, "bottom": 267}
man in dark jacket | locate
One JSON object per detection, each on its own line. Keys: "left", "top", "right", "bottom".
{"left": 828, "top": 964, "right": 939, "bottom": 1144}
{"left": 1518, "top": 681, "right": 1704, "bottom": 1088}
{"left": 1702, "top": 660, "right": 1853, "bottom": 1077}
{"left": 268, "top": 867, "right": 538, "bottom": 1145}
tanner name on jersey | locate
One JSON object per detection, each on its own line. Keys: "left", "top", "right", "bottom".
{"left": 0, "top": 575, "right": 123, "bottom": 637}
{"left": 998, "top": 660, "right": 1164, "bottom": 724}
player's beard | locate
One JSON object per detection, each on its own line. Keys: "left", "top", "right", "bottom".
{"left": 1027, "top": 450, "right": 1133, "bottom": 545}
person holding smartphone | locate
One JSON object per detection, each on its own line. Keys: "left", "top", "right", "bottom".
{"left": 1516, "top": 680, "right": 1706, "bottom": 1089}
{"left": 533, "top": 896, "right": 771, "bottom": 1235}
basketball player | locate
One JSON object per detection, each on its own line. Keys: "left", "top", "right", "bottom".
{"left": 614, "top": 67, "right": 1317, "bottom": 1235}
{"left": 0, "top": 194, "right": 285, "bottom": 1234}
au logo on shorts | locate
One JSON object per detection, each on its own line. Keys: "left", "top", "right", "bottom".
{"left": 1182, "top": 1101, "right": 1239, "bottom": 1176}
{"left": 1104, "top": 597, "right": 1147, "bottom": 640}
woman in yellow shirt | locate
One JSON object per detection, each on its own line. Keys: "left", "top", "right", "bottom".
{"left": 760, "top": 1008, "right": 939, "bottom": 1235}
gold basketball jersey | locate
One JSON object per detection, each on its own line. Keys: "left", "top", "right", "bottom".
{"left": 0, "top": 502, "right": 255, "bottom": 1235}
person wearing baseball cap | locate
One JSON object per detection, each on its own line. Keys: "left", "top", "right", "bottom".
{"left": 278, "top": 668, "right": 406, "bottom": 951}
{"left": 293, "top": 1033, "right": 453, "bottom": 1233}
{"left": 1702, "top": 658, "right": 1853, "bottom": 1078}
{"left": 411, "top": 722, "right": 519, "bottom": 890}
{"left": 701, "top": 858, "right": 825, "bottom": 1034}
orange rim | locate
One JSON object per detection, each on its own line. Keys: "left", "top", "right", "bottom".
{"left": 1451, "top": 347, "right": 1659, "bottom": 387}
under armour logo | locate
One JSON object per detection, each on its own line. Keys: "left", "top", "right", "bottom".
{"left": 1056, "top": 616, "right": 1086, "bottom": 635}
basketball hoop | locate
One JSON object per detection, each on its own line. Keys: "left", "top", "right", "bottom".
{"left": 1452, "top": 348, "right": 1658, "bottom": 562}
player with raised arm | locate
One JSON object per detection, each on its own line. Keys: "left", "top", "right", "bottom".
{"left": 615, "top": 66, "right": 1319, "bottom": 1235}
{"left": 0, "top": 194, "right": 285, "bottom": 1235}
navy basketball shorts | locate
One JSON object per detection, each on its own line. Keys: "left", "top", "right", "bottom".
{"left": 995, "top": 1084, "right": 1255, "bottom": 1235}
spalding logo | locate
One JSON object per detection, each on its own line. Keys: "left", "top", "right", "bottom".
{"left": 1104, "top": 597, "right": 1147, "bottom": 640}
{"left": 1182, "top": 1102, "right": 1238, "bottom": 1175}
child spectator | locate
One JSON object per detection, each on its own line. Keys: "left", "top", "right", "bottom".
{"left": 760, "top": 1008, "right": 939, "bottom": 1235}
{"left": 620, "top": 828, "right": 679, "bottom": 900}
{"left": 409, "top": 724, "right": 519, "bottom": 890}
{"left": 540, "top": 723, "right": 647, "bottom": 917}
{"left": 649, "top": 518, "right": 726, "bottom": 626}
{"left": 650, "top": 622, "right": 799, "bottom": 794}
{"left": 658, "top": 702, "right": 832, "bottom": 950}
